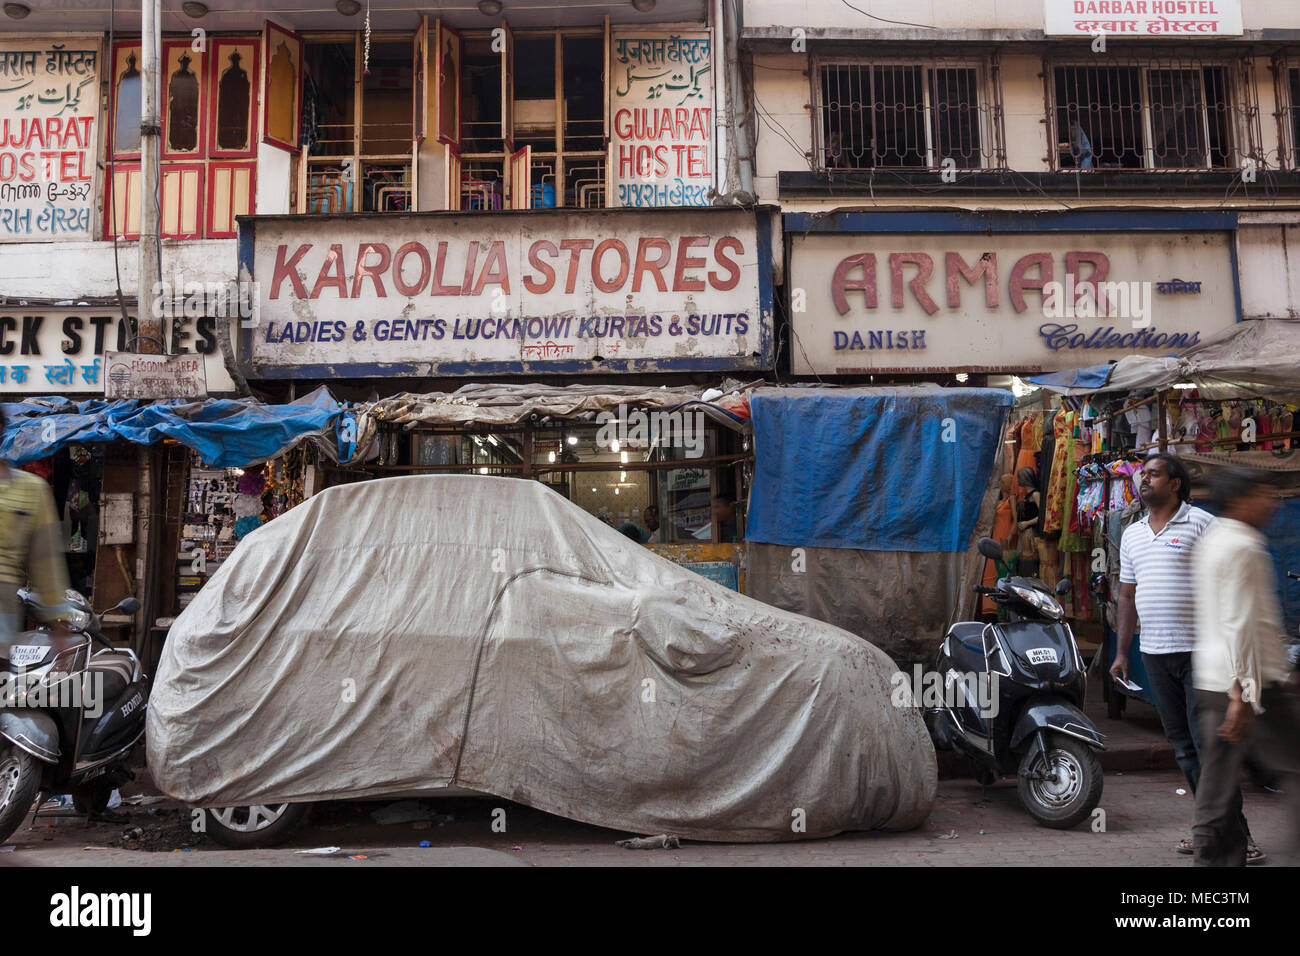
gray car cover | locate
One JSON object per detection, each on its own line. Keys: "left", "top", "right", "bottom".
{"left": 147, "top": 476, "right": 936, "bottom": 841}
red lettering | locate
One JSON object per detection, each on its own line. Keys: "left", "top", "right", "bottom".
{"left": 559, "top": 239, "right": 594, "bottom": 294}
{"left": 431, "top": 241, "right": 461, "bottom": 295}
{"left": 524, "top": 240, "right": 558, "bottom": 294}
{"left": 709, "top": 237, "right": 743, "bottom": 291}
{"left": 632, "top": 238, "right": 671, "bottom": 292}
{"left": 1009, "top": 253, "right": 1053, "bottom": 313}
{"left": 351, "top": 242, "right": 392, "bottom": 298}
{"left": 592, "top": 239, "right": 630, "bottom": 293}
{"left": 392, "top": 242, "right": 431, "bottom": 296}
{"left": 673, "top": 236, "right": 709, "bottom": 292}
{"left": 309, "top": 244, "right": 349, "bottom": 299}
{"left": 831, "top": 253, "right": 877, "bottom": 315}
{"left": 945, "top": 251, "right": 999, "bottom": 309}
{"left": 889, "top": 253, "right": 938, "bottom": 315}
{"left": 270, "top": 244, "right": 310, "bottom": 299}
{"left": 472, "top": 241, "right": 510, "bottom": 295}
{"left": 1065, "top": 251, "right": 1110, "bottom": 314}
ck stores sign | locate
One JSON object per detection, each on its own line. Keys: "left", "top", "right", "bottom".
{"left": 1044, "top": 0, "right": 1244, "bottom": 36}
{"left": 786, "top": 216, "right": 1238, "bottom": 375}
{"left": 242, "top": 207, "right": 773, "bottom": 377}
{"left": 0, "top": 308, "right": 234, "bottom": 393}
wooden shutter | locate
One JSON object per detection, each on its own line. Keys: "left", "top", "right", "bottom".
{"left": 261, "top": 20, "right": 303, "bottom": 152}
{"left": 206, "top": 161, "right": 256, "bottom": 238}
{"left": 500, "top": 18, "right": 514, "bottom": 151}
{"left": 435, "top": 19, "right": 461, "bottom": 148}
{"left": 509, "top": 145, "right": 531, "bottom": 209}
{"left": 209, "top": 38, "right": 259, "bottom": 158}
{"left": 444, "top": 142, "right": 461, "bottom": 210}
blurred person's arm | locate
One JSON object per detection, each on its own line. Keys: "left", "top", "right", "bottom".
{"left": 26, "top": 479, "right": 70, "bottom": 627}
{"left": 1112, "top": 528, "right": 1138, "bottom": 682}
{"left": 1218, "top": 548, "right": 1269, "bottom": 718}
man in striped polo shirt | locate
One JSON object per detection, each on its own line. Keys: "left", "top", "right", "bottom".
{"left": 1111, "top": 453, "right": 1261, "bottom": 862}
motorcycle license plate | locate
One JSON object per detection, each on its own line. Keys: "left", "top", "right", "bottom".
{"left": 7, "top": 645, "right": 47, "bottom": 667}
{"left": 1027, "top": 647, "right": 1058, "bottom": 665}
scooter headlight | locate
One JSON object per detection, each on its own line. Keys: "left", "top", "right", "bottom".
{"left": 1010, "top": 585, "right": 1064, "bottom": 621}
{"left": 63, "top": 608, "right": 91, "bottom": 632}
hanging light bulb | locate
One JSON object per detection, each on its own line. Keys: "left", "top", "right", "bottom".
{"left": 620, "top": 471, "right": 626, "bottom": 481}
{"left": 548, "top": 451, "right": 556, "bottom": 463}
{"left": 620, "top": 451, "right": 628, "bottom": 464}
{"left": 611, "top": 439, "right": 620, "bottom": 453}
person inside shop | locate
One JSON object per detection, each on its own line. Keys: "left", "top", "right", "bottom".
{"left": 642, "top": 505, "right": 661, "bottom": 544}
{"left": 0, "top": 407, "right": 72, "bottom": 641}
{"left": 713, "top": 494, "right": 739, "bottom": 543}
{"left": 1191, "top": 466, "right": 1299, "bottom": 867}
{"left": 1015, "top": 467, "right": 1041, "bottom": 578}
{"left": 1112, "top": 453, "right": 1264, "bottom": 864}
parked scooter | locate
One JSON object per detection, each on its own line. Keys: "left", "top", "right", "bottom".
{"left": 0, "top": 588, "right": 144, "bottom": 843}
{"left": 924, "top": 537, "right": 1105, "bottom": 829}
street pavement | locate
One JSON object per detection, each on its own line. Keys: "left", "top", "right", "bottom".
{"left": 3, "top": 769, "right": 1288, "bottom": 866}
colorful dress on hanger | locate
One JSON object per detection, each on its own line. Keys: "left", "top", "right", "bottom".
{"left": 1043, "top": 410, "right": 1075, "bottom": 534}
{"left": 1059, "top": 420, "right": 1088, "bottom": 553}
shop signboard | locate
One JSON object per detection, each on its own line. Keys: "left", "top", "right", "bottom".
{"left": 243, "top": 207, "right": 772, "bottom": 377}
{"left": 1044, "top": 0, "right": 1243, "bottom": 37}
{"left": 0, "top": 307, "right": 235, "bottom": 393}
{"left": 104, "top": 351, "right": 208, "bottom": 399}
{"left": 787, "top": 215, "right": 1239, "bottom": 375}
{"left": 608, "top": 31, "right": 714, "bottom": 208}
{"left": 0, "top": 36, "right": 100, "bottom": 241}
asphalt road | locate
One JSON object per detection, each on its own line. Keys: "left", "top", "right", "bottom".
{"left": 3, "top": 769, "right": 1290, "bottom": 866}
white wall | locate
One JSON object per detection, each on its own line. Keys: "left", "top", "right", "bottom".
{"left": 1, "top": 239, "right": 238, "bottom": 300}
{"left": 255, "top": 143, "right": 292, "bottom": 216}
{"left": 1238, "top": 216, "right": 1300, "bottom": 318}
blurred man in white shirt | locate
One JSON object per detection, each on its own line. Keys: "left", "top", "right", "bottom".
{"left": 1192, "top": 466, "right": 1300, "bottom": 867}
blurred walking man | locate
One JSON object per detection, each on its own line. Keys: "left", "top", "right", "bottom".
{"left": 1192, "top": 466, "right": 1300, "bottom": 867}
{"left": 1112, "top": 453, "right": 1261, "bottom": 861}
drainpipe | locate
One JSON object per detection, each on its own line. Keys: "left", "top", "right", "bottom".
{"left": 722, "top": 0, "right": 755, "bottom": 198}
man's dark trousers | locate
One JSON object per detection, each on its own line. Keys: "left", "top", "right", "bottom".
{"left": 1194, "top": 687, "right": 1300, "bottom": 867}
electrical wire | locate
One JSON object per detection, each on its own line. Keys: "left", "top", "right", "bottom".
{"left": 838, "top": 0, "right": 936, "bottom": 30}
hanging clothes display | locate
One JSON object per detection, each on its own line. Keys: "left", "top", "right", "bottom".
{"left": 1043, "top": 408, "right": 1074, "bottom": 533}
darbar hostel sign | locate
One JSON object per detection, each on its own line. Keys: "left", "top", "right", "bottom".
{"left": 246, "top": 208, "right": 766, "bottom": 375}
{"left": 1044, "top": 0, "right": 1243, "bottom": 36}
{"left": 0, "top": 37, "right": 100, "bottom": 241}
{"left": 787, "top": 231, "right": 1237, "bottom": 375}
{"left": 0, "top": 309, "right": 234, "bottom": 393}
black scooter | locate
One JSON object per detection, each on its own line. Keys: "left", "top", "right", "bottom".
{"left": 924, "top": 537, "right": 1105, "bottom": 829}
{"left": 0, "top": 588, "right": 144, "bottom": 843}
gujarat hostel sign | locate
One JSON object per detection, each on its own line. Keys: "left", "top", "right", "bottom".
{"left": 246, "top": 208, "right": 768, "bottom": 376}
{"left": 0, "top": 37, "right": 99, "bottom": 241}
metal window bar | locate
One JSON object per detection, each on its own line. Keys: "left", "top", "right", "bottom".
{"left": 814, "top": 58, "right": 996, "bottom": 171}
{"left": 1271, "top": 54, "right": 1300, "bottom": 170}
{"left": 1048, "top": 53, "right": 1253, "bottom": 171}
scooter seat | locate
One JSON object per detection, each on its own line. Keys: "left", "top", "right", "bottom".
{"left": 86, "top": 652, "right": 135, "bottom": 703}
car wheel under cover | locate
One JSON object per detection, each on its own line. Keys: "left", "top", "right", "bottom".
{"left": 201, "top": 802, "right": 309, "bottom": 848}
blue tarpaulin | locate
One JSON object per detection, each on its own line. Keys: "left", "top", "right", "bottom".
{"left": 1026, "top": 364, "right": 1114, "bottom": 391}
{"left": 746, "top": 387, "right": 1015, "bottom": 553}
{"left": 1, "top": 388, "right": 345, "bottom": 466}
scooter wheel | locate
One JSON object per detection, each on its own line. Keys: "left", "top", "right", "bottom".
{"left": 200, "top": 802, "right": 309, "bottom": 848}
{"left": 1018, "top": 734, "right": 1103, "bottom": 830}
{"left": 0, "top": 744, "right": 42, "bottom": 845}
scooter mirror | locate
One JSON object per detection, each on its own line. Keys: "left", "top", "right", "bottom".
{"left": 117, "top": 598, "right": 142, "bottom": 615}
{"left": 977, "top": 537, "right": 1004, "bottom": 561}
{"left": 1055, "top": 577, "right": 1073, "bottom": 596}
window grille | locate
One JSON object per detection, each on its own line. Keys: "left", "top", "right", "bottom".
{"left": 1273, "top": 54, "right": 1300, "bottom": 170}
{"left": 813, "top": 58, "right": 1003, "bottom": 171}
{"left": 1047, "top": 53, "right": 1258, "bottom": 171}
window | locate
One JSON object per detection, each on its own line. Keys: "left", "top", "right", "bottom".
{"left": 815, "top": 60, "right": 998, "bottom": 171}
{"left": 107, "top": 36, "right": 258, "bottom": 240}
{"left": 301, "top": 33, "right": 418, "bottom": 213}
{"left": 1050, "top": 61, "right": 1239, "bottom": 171}
{"left": 450, "top": 26, "right": 608, "bottom": 211}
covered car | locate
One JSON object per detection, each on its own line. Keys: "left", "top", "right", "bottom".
{"left": 147, "top": 475, "right": 936, "bottom": 842}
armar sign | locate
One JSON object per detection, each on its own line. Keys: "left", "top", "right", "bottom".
{"left": 787, "top": 230, "right": 1237, "bottom": 375}
{"left": 243, "top": 208, "right": 772, "bottom": 377}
